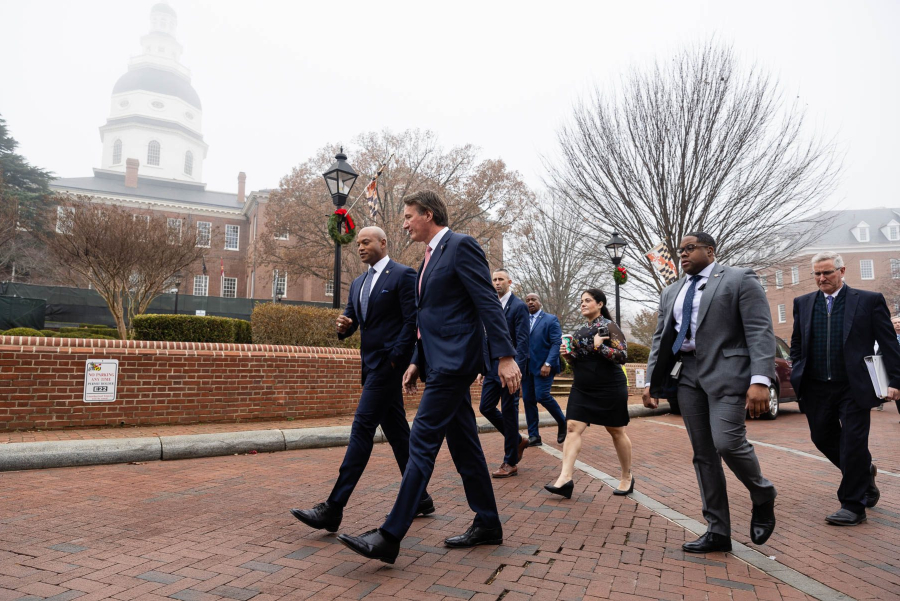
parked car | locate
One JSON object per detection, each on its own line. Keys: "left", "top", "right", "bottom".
{"left": 667, "top": 338, "right": 797, "bottom": 420}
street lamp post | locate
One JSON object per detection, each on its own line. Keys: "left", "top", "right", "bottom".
{"left": 604, "top": 232, "right": 628, "bottom": 326}
{"left": 322, "top": 149, "right": 359, "bottom": 309}
{"left": 172, "top": 273, "right": 183, "bottom": 314}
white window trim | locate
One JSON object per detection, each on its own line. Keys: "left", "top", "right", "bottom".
{"left": 196, "top": 221, "right": 211, "bottom": 248}
{"left": 225, "top": 224, "right": 240, "bottom": 251}
{"left": 860, "top": 259, "right": 875, "bottom": 280}
{"left": 167, "top": 217, "right": 183, "bottom": 244}
{"left": 147, "top": 140, "right": 161, "bottom": 167}
{"left": 325, "top": 279, "right": 334, "bottom": 297}
{"left": 777, "top": 304, "right": 786, "bottom": 324}
{"left": 775, "top": 270, "right": 784, "bottom": 289}
{"left": 272, "top": 272, "right": 287, "bottom": 298}
{"left": 222, "top": 276, "right": 237, "bottom": 298}
{"left": 891, "top": 259, "right": 900, "bottom": 280}
{"left": 791, "top": 266, "right": 800, "bottom": 285}
{"left": 193, "top": 274, "right": 209, "bottom": 297}
{"left": 56, "top": 206, "right": 74, "bottom": 234}
{"left": 759, "top": 274, "right": 768, "bottom": 292}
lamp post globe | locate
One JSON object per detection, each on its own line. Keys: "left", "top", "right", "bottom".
{"left": 322, "top": 149, "right": 359, "bottom": 308}
{"left": 604, "top": 232, "right": 628, "bottom": 325}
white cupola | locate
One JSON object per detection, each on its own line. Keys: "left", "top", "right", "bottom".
{"left": 99, "top": 2, "right": 208, "bottom": 183}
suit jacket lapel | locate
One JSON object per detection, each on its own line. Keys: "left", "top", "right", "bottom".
{"left": 802, "top": 293, "right": 814, "bottom": 349}
{"left": 365, "top": 261, "right": 393, "bottom": 322}
{"left": 842, "top": 286, "right": 857, "bottom": 345}
{"left": 351, "top": 276, "right": 362, "bottom": 322}
{"left": 695, "top": 265, "right": 725, "bottom": 330}
{"left": 419, "top": 230, "right": 451, "bottom": 299}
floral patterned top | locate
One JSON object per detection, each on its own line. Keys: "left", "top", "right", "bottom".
{"left": 567, "top": 316, "right": 628, "bottom": 365}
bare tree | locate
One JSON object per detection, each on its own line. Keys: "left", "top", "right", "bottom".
{"left": 506, "top": 193, "right": 611, "bottom": 331}
{"left": 627, "top": 308, "right": 658, "bottom": 347}
{"left": 546, "top": 40, "right": 841, "bottom": 294}
{"left": 36, "top": 195, "right": 213, "bottom": 338}
{"left": 259, "top": 129, "right": 531, "bottom": 291}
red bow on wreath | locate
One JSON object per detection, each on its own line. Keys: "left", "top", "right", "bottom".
{"left": 613, "top": 265, "right": 628, "bottom": 285}
{"left": 333, "top": 208, "right": 355, "bottom": 231}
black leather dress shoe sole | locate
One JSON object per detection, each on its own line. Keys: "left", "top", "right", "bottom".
{"left": 750, "top": 499, "right": 776, "bottom": 545}
{"left": 336, "top": 532, "right": 399, "bottom": 564}
{"left": 290, "top": 508, "right": 340, "bottom": 533}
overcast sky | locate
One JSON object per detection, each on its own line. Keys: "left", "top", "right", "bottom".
{"left": 2, "top": 0, "right": 898, "bottom": 212}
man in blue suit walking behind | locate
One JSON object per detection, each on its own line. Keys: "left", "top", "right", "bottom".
{"left": 522, "top": 293, "right": 567, "bottom": 447}
{"left": 337, "top": 191, "right": 520, "bottom": 564}
{"left": 478, "top": 268, "right": 531, "bottom": 478}
{"left": 290, "top": 226, "right": 432, "bottom": 532}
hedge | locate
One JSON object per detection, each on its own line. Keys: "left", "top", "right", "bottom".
{"left": 627, "top": 342, "right": 650, "bottom": 364}
{"left": 132, "top": 314, "right": 251, "bottom": 343}
{"left": 2, "top": 327, "right": 44, "bottom": 337}
{"left": 251, "top": 302, "right": 360, "bottom": 348}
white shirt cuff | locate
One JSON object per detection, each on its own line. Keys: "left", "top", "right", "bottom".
{"left": 750, "top": 375, "right": 771, "bottom": 387}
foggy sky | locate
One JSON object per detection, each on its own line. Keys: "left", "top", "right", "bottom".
{"left": 2, "top": 0, "right": 898, "bottom": 212}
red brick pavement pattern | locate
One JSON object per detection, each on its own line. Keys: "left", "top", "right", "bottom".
{"left": 574, "top": 405, "right": 900, "bottom": 601}
{"left": 0, "top": 419, "right": 836, "bottom": 601}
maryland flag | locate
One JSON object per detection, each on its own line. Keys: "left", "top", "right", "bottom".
{"left": 646, "top": 242, "right": 678, "bottom": 286}
{"left": 364, "top": 179, "right": 380, "bottom": 220}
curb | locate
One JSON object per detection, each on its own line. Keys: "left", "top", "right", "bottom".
{"left": 0, "top": 403, "right": 669, "bottom": 472}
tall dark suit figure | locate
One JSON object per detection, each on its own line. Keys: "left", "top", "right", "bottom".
{"left": 522, "top": 293, "right": 567, "bottom": 446}
{"left": 290, "top": 227, "right": 431, "bottom": 533}
{"left": 644, "top": 232, "right": 777, "bottom": 553}
{"left": 790, "top": 253, "right": 900, "bottom": 526}
{"left": 479, "top": 269, "right": 530, "bottom": 478}
{"left": 337, "top": 191, "right": 520, "bottom": 564}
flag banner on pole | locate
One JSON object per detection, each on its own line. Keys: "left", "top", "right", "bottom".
{"left": 364, "top": 179, "right": 380, "bottom": 220}
{"left": 646, "top": 242, "right": 678, "bottom": 286}
{"left": 220, "top": 259, "right": 225, "bottom": 277}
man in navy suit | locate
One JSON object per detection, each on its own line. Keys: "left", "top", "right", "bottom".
{"left": 290, "top": 227, "right": 432, "bottom": 532}
{"left": 790, "top": 251, "right": 900, "bottom": 526}
{"left": 337, "top": 191, "right": 520, "bottom": 564}
{"left": 477, "top": 269, "right": 530, "bottom": 478}
{"left": 522, "top": 293, "right": 567, "bottom": 447}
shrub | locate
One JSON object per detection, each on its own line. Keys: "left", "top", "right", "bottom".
{"left": 234, "top": 319, "right": 252, "bottom": 344}
{"left": 1, "top": 327, "right": 44, "bottom": 337}
{"left": 627, "top": 342, "right": 650, "bottom": 364}
{"left": 251, "top": 302, "right": 360, "bottom": 348}
{"left": 132, "top": 314, "right": 247, "bottom": 343}
{"left": 40, "top": 330, "right": 57, "bottom": 337}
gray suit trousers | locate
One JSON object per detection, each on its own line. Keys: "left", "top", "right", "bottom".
{"left": 678, "top": 354, "right": 776, "bottom": 536}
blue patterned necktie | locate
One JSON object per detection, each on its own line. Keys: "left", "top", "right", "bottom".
{"left": 826, "top": 295, "right": 833, "bottom": 315}
{"left": 360, "top": 266, "right": 376, "bottom": 322}
{"left": 530, "top": 314, "right": 537, "bottom": 331}
{"left": 671, "top": 275, "right": 703, "bottom": 354}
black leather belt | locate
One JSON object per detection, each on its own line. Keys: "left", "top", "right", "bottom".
{"left": 678, "top": 350, "right": 697, "bottom": 357}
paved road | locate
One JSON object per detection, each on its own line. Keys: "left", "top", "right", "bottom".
{"left": 0, "top": 405, "right": 897, "bottom": 601}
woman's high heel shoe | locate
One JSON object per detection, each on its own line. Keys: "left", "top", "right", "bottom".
{"left": 613, "top": 476, "right": 635, "bottom": 496}
{"left": 544, "top": 480, "right": 574, "bottom": 499}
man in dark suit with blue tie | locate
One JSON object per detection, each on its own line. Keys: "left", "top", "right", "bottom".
{"left": 290, "top": 226, "right": 432, "bottom": 532}
{"left": 790, "top": 251, "right": 900, "bottom": 526}
{"left": 477, "top": 268, "right": 530, "bottom": 478}
{"left": 337, "top": 191, "right": 520, "bottom": 564}
{"left": 522, "top": 293, "right": 567, "bottom": 447}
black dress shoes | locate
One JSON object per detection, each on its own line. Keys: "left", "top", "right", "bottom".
{"left": 544, "top": 480, "right": 574, "bottom": 499}
{"left": 336, "top": 528, "right": 400, "bottom": 564}
{"left": 825, "top": 508, "right": 866, "bottom": 526}
{"left": 290, "top": 501, "right": 342, "bottom": 533}
{"left": 750, "top": 498, "right": 776, "bottom": 545}
{"left": 866, "top": 464, "right": 880, "bottom": 508}
{"left": 612, "top": 476, "right": 635, "bottom": 496}
{"left": 528, "top": 435, "right": 543, "bottom": 447}
{"left": 444, "top": 524, "right": 503, "bottom": 548}
{"left": 557, "top": 420, "right": 567, "bottom": 444}
{"left": 682, "top": 532, "right": 732, "bottom": 554}
{"left": 416, "top": 495, "right": 436, "bottom": 517}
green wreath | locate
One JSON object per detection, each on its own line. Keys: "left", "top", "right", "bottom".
{"left": 613, "top": 265, "right": 628, "bottom": 285}
{"left": 327, "top": 208, "right": 356, "bottom": 245}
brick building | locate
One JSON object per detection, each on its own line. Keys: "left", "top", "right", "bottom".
{"left": 759, "top": 207, "right": 900, "bottom": 341}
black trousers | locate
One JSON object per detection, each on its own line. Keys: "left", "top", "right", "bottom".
{"left": 479, "top": 374, "right": 522, "bottom": 465}
{"left": 802, "top": 378, "right": 872, "bottom": 513}
{"left": 327, "top": 360, "right": 427, "bottom": 507}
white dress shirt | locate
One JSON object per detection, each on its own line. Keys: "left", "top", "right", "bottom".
{"left": 427, "top": 227, "right": 450, "bottom": 253}
{"left": 359, "top": 255, "right": 391, "bottom": 304}
{"left": 499, "top": 291, "right": 511, "bottom": 310}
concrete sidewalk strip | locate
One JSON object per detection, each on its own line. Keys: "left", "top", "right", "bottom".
{"left": 0, "top": 403, "right": 669, "bottom": 472}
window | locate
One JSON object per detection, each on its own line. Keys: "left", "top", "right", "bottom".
{"left": 860, "top": 259, "right": 874, "bottom": 280}
{"left": 325, "top": 279, "right": 334, "bottom": 296}
{"left": 274, "top": 230, "right": 288, "bottom": 241}
{"left": 759, "top": 274, "right": 767, "bottom": 291}
{"left": 775, "top": 270, "right": 784, "bottom": 289}
{"left": 147, "top": 141, "right": 160, "bottom": 166}
{"left": 892, "top": 259, "right": 900, "bottom": 279}
{"left": 55, "top": 206, "right": 74, "bottom": 234}
{"left": 167, "top": 218, "right": 182, "bottom": 243}
{"left": 273, "top": 272, "right": 287, "bottom": 298}
{"left": 133, "top": 214, "right": 150, "bottom": 227}
{"left": 890, "top": 225, "right": 900, "bottom": 241}
{"left": 184, "top": 151, "right": 193, "bottom": 175}
{"left": 193, "top": 275, "right": 209, "bottom": 296}
{"left": 777, "top": 304, "right": 786, "bottom": 323}
{"left": 112, "top": 139, "right": 122, "bottom": 164}
{"left": 225, "top": 224, "right": 240, "bottom": 250}
{"left": 791, "top": 266, "right": 800, "bottom": 285}
{"left": 196, "top": 221, "right": 211, "bottom": 247}
{"left": 859, "top": 227, "right": 870, "bottom": 242}
{"left": 222, "top": 277, "right": 237, "bottom": 298}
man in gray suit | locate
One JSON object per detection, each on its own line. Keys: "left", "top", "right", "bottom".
{"left": 643, "top": 232, "right": 777, "bottom": 553}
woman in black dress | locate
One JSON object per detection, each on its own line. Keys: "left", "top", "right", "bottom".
{"left": 545, "top": 288, "right": 633, "bottom": 499}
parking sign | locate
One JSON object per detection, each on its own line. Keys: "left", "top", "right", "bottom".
{"left": 84, "top": 359, "right": 119, "bottom": 402}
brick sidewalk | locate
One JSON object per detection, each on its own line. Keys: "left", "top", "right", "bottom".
{"left": 1, "top": 406, "right": 896, "bottom": 600}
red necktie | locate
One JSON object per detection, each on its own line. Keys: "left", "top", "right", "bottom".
{"left": 417, "top": 245, "right": 433, "bottom": 338}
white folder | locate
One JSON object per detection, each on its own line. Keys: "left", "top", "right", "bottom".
{"left": 864, "top": 355, "right": 890, "bottom": 399}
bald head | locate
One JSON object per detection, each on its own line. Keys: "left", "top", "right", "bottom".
{"left": 356, "top": 226, "right": 388, "bottom": 266}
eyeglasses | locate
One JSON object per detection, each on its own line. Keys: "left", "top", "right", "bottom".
{"left": 812, "top": 270, "right": 838, "bottom": 277}
{"left": 676, "top": 244, "right": 710, "bottom": 255}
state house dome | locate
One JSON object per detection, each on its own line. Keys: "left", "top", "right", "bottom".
{"left": 112, "top": 67, "right": 202, "bottom": 109}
